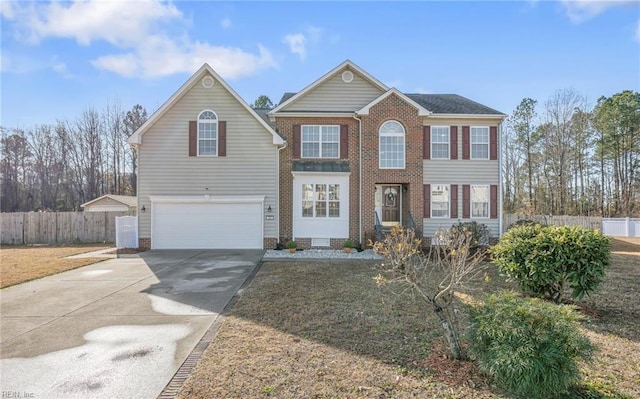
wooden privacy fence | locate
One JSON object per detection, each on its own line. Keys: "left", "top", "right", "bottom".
{"left": 1, "top": 211, "right": 133, "bottom": 245}
{"left": 503, "top": 214, "right": 602, "bottom": 231}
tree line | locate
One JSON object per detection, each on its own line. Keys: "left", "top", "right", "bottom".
{"left": 1, "top": 103, "right": 148, "bottom": 212}
{"left": 502, "top": 89, "right": 639, "bottom": 217}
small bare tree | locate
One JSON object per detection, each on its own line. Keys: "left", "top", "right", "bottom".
{"left": 372, "top": 226, "right": 487, "bottom": 360}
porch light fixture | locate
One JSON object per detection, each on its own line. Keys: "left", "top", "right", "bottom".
{"left": 141, "top": 205, "right": 146, "bottom": 212}
{"left": 267, "top": 205, "right": 272, "bottom": 213}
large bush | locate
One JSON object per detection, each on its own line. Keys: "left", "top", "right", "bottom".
{"left": 491, "top": 224, "right": 611, "bottom": 302}
{"left": 468, "top": 292, "right": 594, "bottom": 399}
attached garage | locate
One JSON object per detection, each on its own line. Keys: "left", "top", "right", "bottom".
{"left": 150, "top": 196, "right": 264, "bottom": 249}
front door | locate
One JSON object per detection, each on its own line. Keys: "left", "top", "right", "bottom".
{"left": 382, "top": 186, "right": 400, "bottom": 223}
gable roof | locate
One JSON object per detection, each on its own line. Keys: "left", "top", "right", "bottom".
{"left": 127, "top": 64, "right": 284, "bottom": 145}
{"left": 81, "top": 194, "right": 137, "bottom": 208}
{"left": 356, "top": 88, "right": 431, "bottom": 116}
{"left": 269, "top": 59, "right": 389, "bottom": 114}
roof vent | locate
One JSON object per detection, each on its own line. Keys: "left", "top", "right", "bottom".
{"left": 202, "top": 76, "right": 215, "bottom": 88}
{"left": 341, "top": 70, "right": 354, "bottom": 83}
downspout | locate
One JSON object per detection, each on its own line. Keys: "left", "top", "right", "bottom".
{"left": 498, "top": 122, "right": 503, "bottom": 237}
{"left": 353, "top": 113, "right": 363, "bottom": 244}
{"left": 276, "top": 138, "right": 287, "bottom": 247}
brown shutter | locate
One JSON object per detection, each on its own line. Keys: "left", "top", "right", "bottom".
{"left": 462, "top": 185, "right": 470, "bottom": 218}
{"left": 490, "top": 126, "right": 498, "bottom": 160}
{"left": 423, "top": 126, "right": 430, "bottom": 159}
{"left": 450, "top": 184, "right": 458, "bottom": 219}
{"left": 218, "top": 121, "right": 226, "bottom": 156}
{"left": 450, "top": 126, "right": 458, "bottom": 160}
{"left": 490, "top": 184, "right": 498, "bottom": 219}
{"left": 423, "top": 184, "right": 431, "bottom": 218}
{"left": 462, "top": 126, "right": 470, "bottom": 160}
{"left": 189, "top": 121, "right": 197, "bottom": 156}
{"left": 293, "top": 125, "right": 301, "bottom": 159}
{"left": 340, "top": 125, "right": 349, "bottom": 159}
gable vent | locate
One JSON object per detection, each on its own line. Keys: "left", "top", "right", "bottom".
{"left": 202, "top": 76, "right": 215, "bottom": 88}
{"left": 341, "top": 70, "right": 354, "bottom": 83}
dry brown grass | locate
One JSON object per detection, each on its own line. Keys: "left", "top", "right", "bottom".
{"left": 0, "top": 244, "right": 111, "bottom": 288}
{"left": 178, "top": 237, "right": 640, "bottom": 399}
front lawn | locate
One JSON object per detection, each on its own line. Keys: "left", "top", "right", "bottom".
{"left": 177, "top": 238, "right": 640, "bottom": 398}
{"left": 0, "top": 244, "right": 112, "bottom": 288}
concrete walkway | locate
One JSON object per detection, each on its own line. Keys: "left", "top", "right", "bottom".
{"left": 65, "top": 247, "right": 118, "bottom": 259}
{"left": 0, "top": 249, "right": 263, "bottom": 399}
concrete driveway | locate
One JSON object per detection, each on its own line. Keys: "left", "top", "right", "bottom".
{"left": 0, "top": 249, "right": 263, "bottom": 399}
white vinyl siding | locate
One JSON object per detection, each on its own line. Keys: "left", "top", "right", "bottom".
{"left": 471, "top": 126, "right": 489, "bottom": 159}
{"left": 284, "top": 69, "right": 385, "bottom": 112}
{"left": 431, "top": 126, "right": 449, "bottom": 159}
{"left": 137, "top": 74, "right": 278, "bottom": 242}
{"left": 302, "top": 125, "right": 339, "bottom": 158}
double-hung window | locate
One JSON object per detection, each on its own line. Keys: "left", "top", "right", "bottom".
{"left": 198, "top": 110, "right": 218, "bottom": 156}
{"left": 302, "top": 125, "right": 339, "bottom": 158}
{"left": 431, "top": 126, "right": 450, "bottom": 159}
{"left": 379, "top": 120, "right": 405, "bottom": 169}
{"left": 302, "top": 184, "right": 340, "bottom": 218}
{"left": 431, "top": 185, "right": 450, "bottom": 218}
{"left": 471, "top": 185, "right": 489, "bottom": 218}
{"left": 471, "top": 127, "right": 489, "bottom": 159}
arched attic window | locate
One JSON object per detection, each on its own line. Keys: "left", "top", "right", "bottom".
{"left": 379, "top": 120, "right": 405, "bottom": 169}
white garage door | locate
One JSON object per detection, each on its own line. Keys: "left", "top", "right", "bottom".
{"left": 152, "top": 200, "right": 263, "bottom": 249}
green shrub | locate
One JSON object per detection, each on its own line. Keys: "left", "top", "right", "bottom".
{"left": 491, "top": 225, "right": 611, "bottom": 302}
{"left": 468, "top": 292, "right": 594, "bottom": 399}
{"left": 450, "top": 221, "right": 491, "bottom": 249}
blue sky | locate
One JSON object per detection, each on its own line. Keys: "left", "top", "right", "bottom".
{"left": 1, "top": 0, "right": 639, "bottom": 128}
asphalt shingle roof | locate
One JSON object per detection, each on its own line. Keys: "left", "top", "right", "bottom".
{"left": 277, "top": 92, "right": 504, "bottom": 115}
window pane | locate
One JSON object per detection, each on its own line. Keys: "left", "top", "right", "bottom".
{"left": 315, "top": 184, "right": 326, "bottom": 201}
{"left": 302, "top": 201, "right": 313, "bottom": 217}
{"left": 302, "top": 126, "right": 320, "bottom": 142}
{"left": 432, "top": 202, "right": 449, "bottom": 218}
{"left": 322, "top": 143, "right": 339, "bottom": 158}
{"left": 302, "top": 184, "right": 313, "bottom": 199}
{"left": 199, "top": 139, "right": 216, "bottom": 155}
{"left": 199, "top": 110, "right": 216, "bottom": 120}
{"left": 432, "top": 127, "right": 449, "bottom": 143}
{"left": 302, "top": 143, "right": 320, "bottom": 158}
{"left": 471, "top": 127, "right": 488, "bottom": 143}
{"left": 472, "top": 144, "right": 488, "bottom": 159}
{"left": 328, "top": 185, "right": 340, "bottom": 201}
{"left": 315, "top": 201, "right": 326, "bottom": 217}
{"left": 329, "top": 202, "right": 340, "bottom": 217}
{"left": 431, "top": 186, "right": 449, "bottom": 202}
{"left": 322, "top": 126, "right": 339, "bottom": 142}
{"left": 198, "top": 123, "right": 217, "bottom": 139}
{"left": 471, "top": 186, "right": 489, "bottom": 218}
{"left": 432, "top": 143, "right": 449, "bottom": 159}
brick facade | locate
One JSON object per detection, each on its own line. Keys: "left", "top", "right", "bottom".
{"left": 360, "top": 93, "right": 424, "bottom": 241}
{"left": 275, "top": 93, "right": 425, "bottom": 249}
{"left": 275, "top": 117, "right": 360, "bottom": 248}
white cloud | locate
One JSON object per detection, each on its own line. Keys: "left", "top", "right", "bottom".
{"left": 283, "top": 33, "right": 307, "bottom": 61}
{"left": 559, "top": 0, "right": 638, "bottom": 23}
{"left": 414, "top": 87, "right": 431, "bottom": 94}
{"left": 3, "top": 0, "right": 277, "bottom": 79}
{"left": 221, "top": 17, "right": 232, "bottom": 29}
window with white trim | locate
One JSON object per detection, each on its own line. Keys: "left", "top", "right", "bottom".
{"left": 302, "top": 125, "right": 339, "bottom": 158}
{"left": 471, "top": 126, "right": 489, "bottom": 159}
{"left": 471, "top": 185, "right": 489, "bottom": 218}
{"left": 302, "top": 183, "right": 340, "bottom": 218}
{"left": 198, "top": 110, "right": 217, "bottom": 156}
{"left": 431, "top": 126, "right": 450, "bottom": 159}
{"left": 431, "top": 185, "right": 449, "bottom": 218}
{"left": 379, "top": 120, "right": 405, "bottom": 169}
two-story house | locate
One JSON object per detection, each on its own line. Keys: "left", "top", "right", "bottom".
{"left": 269, "top": 60, "right": 506, "bottom": 248}
{"left": 128, "top": 60, "right": 505, "bottom": 250}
